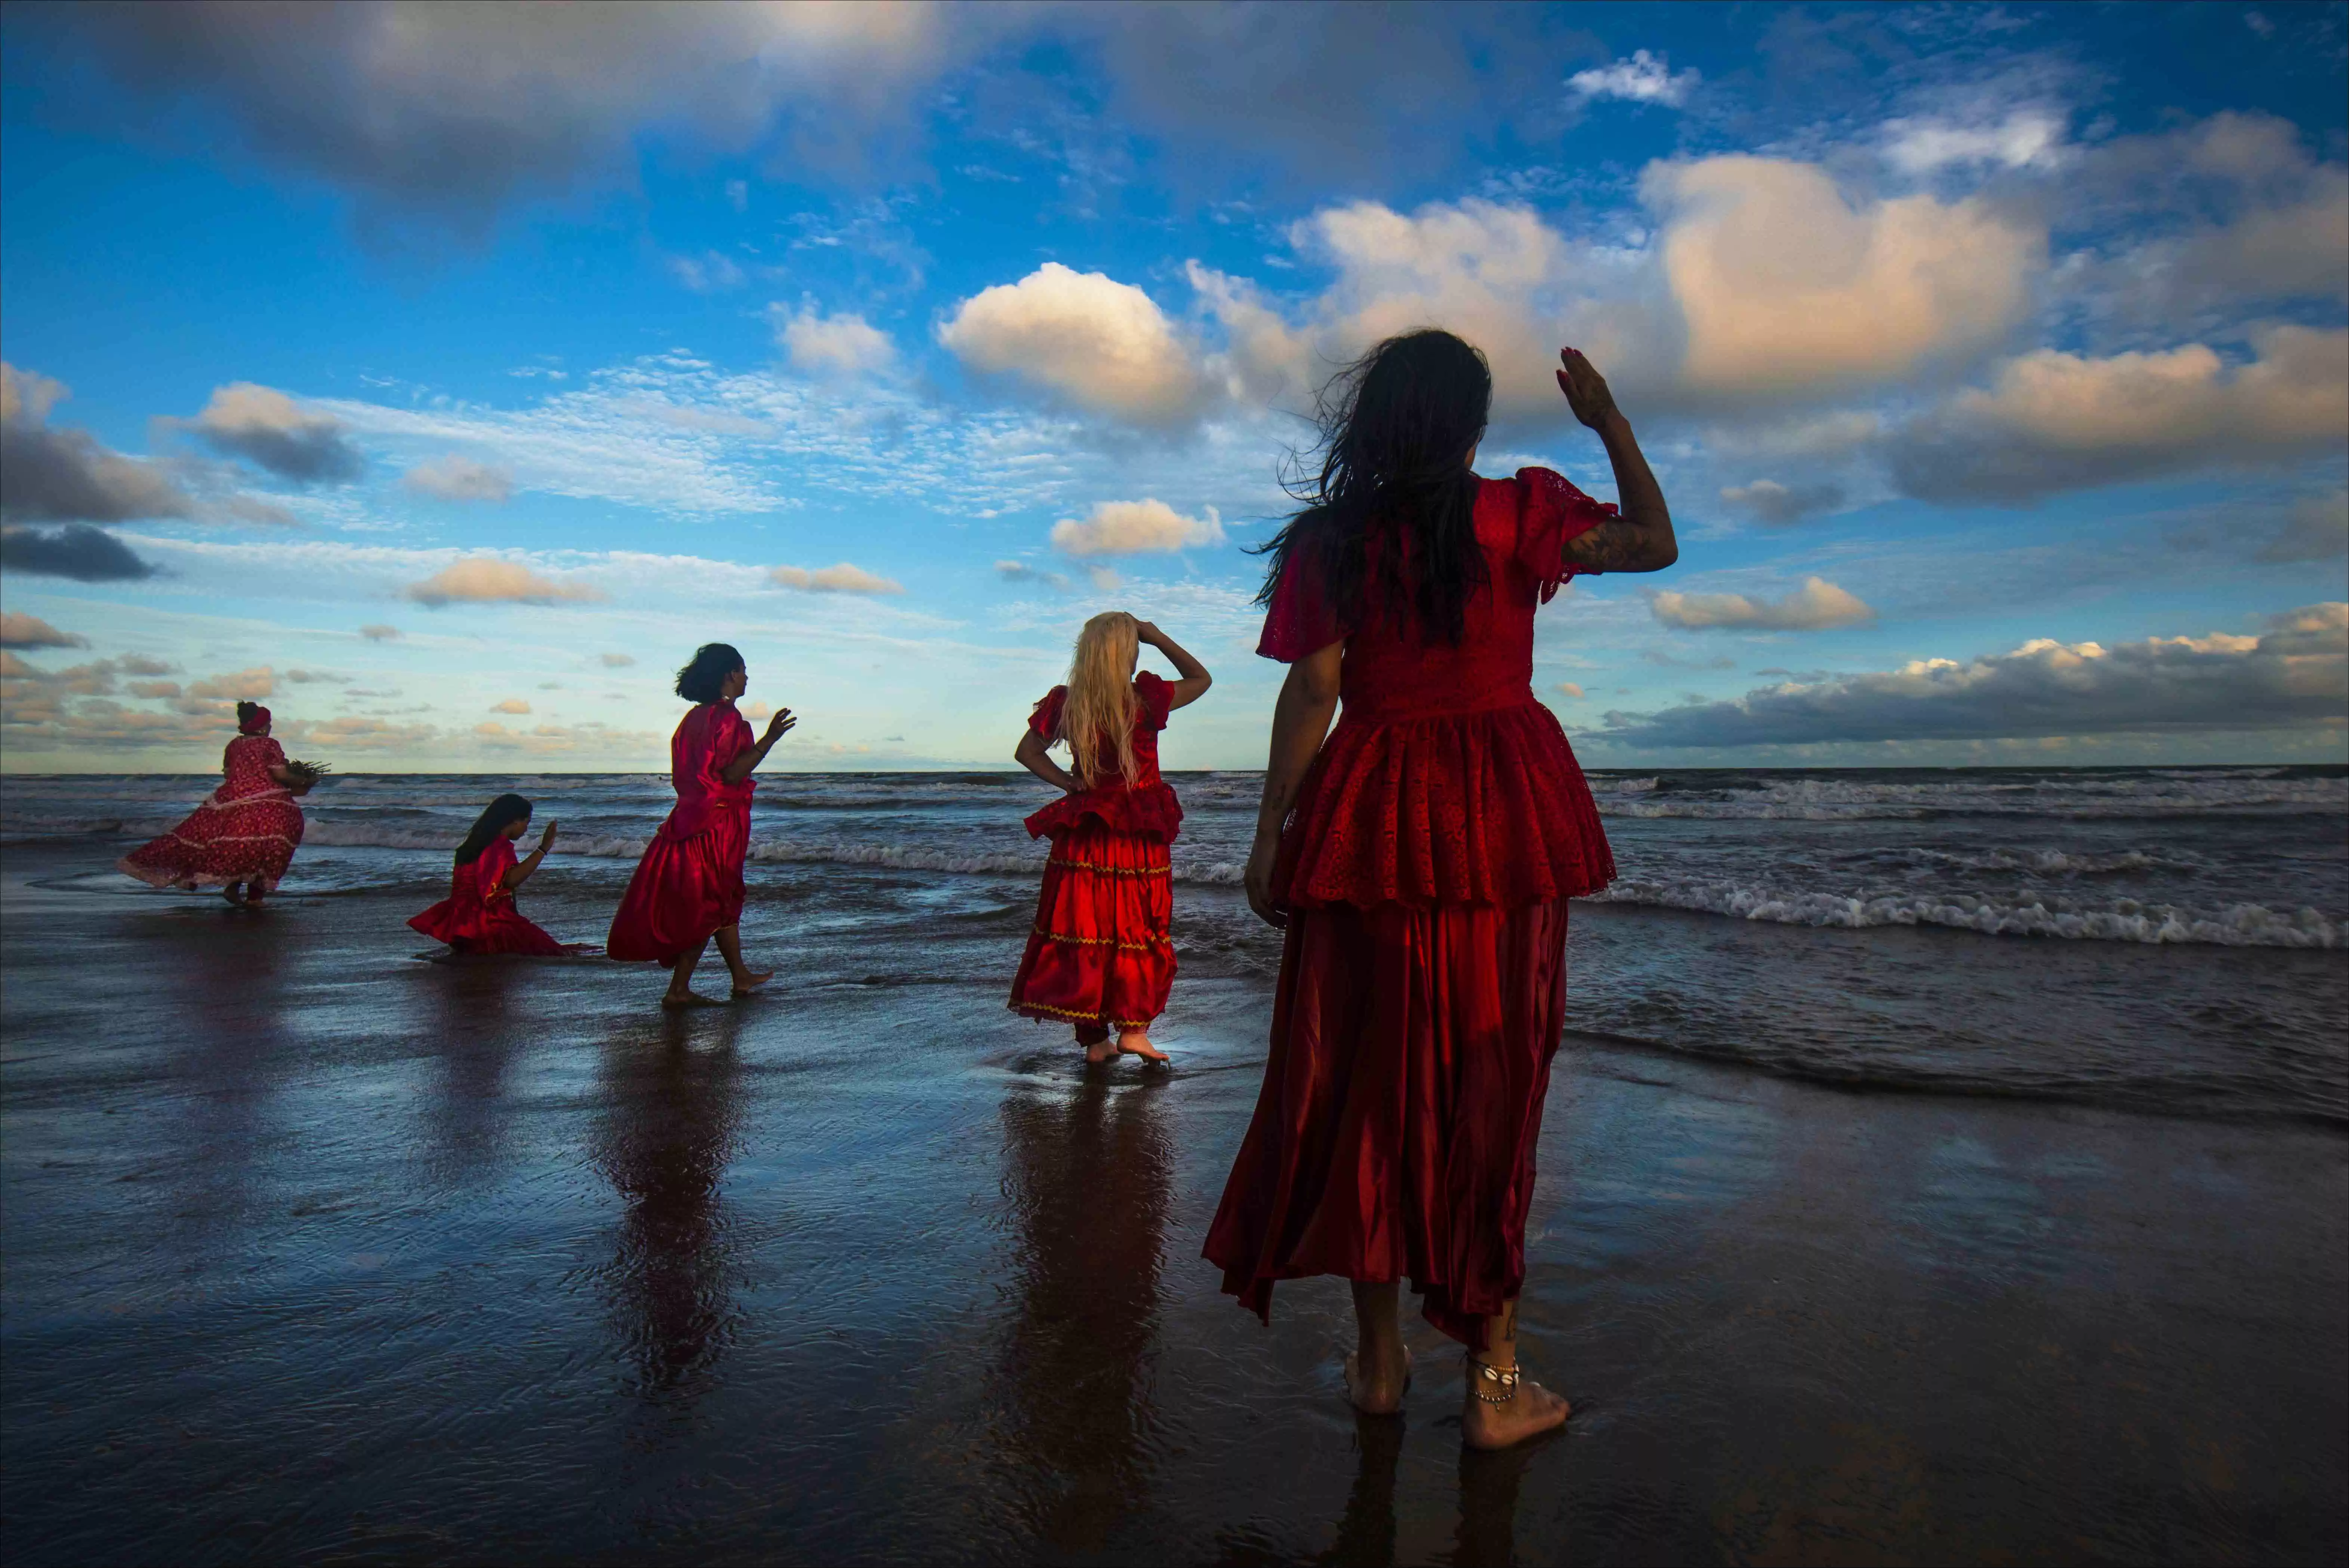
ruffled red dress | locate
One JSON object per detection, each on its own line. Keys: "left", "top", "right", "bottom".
{"left": 118, "top": 734, "right": 306, "bottom": 893}
{"left": 607, "top": 702, "right": 756, "bottom": 964}
{"left": 1008, "top": 671, "right": 1183, "bottom": 1042}
{"left": 1204, "top": 468, "right": 1619, "bottom": 1350}
{"left": 408, "top": 838, "right": 583, "bottom": 956}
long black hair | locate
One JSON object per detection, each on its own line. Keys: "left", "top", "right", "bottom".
{"left": 454, "top": 793, "right": 533, "bottom": 866}
{"left": 1253, "top": 330, "right": 1493, "bottom": 645}
{"left": 674, "top": 642, "right": 744, "bottom": 704}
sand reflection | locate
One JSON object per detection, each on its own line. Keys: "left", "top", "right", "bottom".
{"left": 996, "top": 1071, "right": 1173, "bottom": 1553}
{"left": 593, "top": 1016, "right": 747, "bottom": 1404}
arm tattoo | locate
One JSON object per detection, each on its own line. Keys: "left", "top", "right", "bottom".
{"left": 1565, "top": 519, "right": 1662, "bottom": 573}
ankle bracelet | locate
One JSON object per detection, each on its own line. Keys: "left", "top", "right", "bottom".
{"left": 1467, "top": 1355, "right": 1521, "bottom": 1405}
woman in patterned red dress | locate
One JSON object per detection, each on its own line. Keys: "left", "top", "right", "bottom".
{"left": 607, "top": 643, "right": 797, "bottom": 1008}
{"left": 1203, "top": 333, "right": 1678, "bottom": 1448}
{"left": 409, "top": 793, "right": 591, "bottom": 956}
{"left": 118, "top": 702, "right": 316, "bottom": 903}
{"left": 1010, "top": 613, "right": 1212, "bottom": 1064}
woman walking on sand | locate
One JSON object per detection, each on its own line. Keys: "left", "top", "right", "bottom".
{"left": 1203, "top": 334, "right": 1677, "bottom": 1448}
{"left": 409, "top": 793, "right": 594, "bottom": 956}
{"left": 118, "top": 702, "right": 322, "bottom": 903}
{"left": 608, "top": 644, "right": 796, "bottom": 1007}
{"left": 1009, "top": 613, "right": 1212, "bottom": 1064}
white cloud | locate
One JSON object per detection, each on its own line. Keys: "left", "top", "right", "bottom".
{"left": 187, "top": 666, "right": 276, "bottom": 700}
{"left": 668, "top": 251, "right": 746, "bottom": 292}
{"left": 773, "top": 305, "right": 897, "bottom": 377}
{"left": 996, "top": 559, "right": 1072, "bottom": 590}
{"left": 0, "top": 613, "right": 90, "bottom": 650}
{"left": 1049, "top": 499, "right": 1225, "bottom": 557}
{"left": 1890, "top": 326, "right": 2349, "bottom": 501}
{"left": 1719, "top": 479, "right": 1845, "bottom": 526}
{"left": 599, "top": 651, "right": 637, "bottom": 667}
{"left": 938, "top": 263, "right": 1203, "bottom": 424}
{"left": 1602, "top": 604, "right": 2349, "bottom": 747}
{"left": 770, "top": 562, "right": 903, "bottom": 594}
{"left": 403, "top": 558, "right": 606, "bottom": 607}
{"left": 183, "top": 382, "right": 364, "bottom": 483}
{"left": 1556, "top": 681, "right": 1585, "bottom": 700}
{"left": 1567, "top": 50, "right": 1699, "bottom": 107}
{"left": 1651, "top": 576, "right": 1877, "bottom": 632}
{"left": 490, "top": 697, "right": 532, "bottom": 714}
{"left": 402, "top": 453, "right": 514, "bottom": 503}
{"left": 1882, "top": 109, "right": 2067, "bottom": 175}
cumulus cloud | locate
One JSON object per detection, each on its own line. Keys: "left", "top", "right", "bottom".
{"left": 183, "top": 382, "right": 364, "bottom": 483}
{"left": 939, "top": 263, "right": 1203, "bottom": 424}
{"left": 402, "top": 454, "right": 514, "bottom": 502}
{"left": 403, "top": 558, "right": 605, "bottom": 607}
{"left": 1567, "top": 49, "right": 1699, "bottom": 107}
{"left": 1556, "top": 682, "right": 1586, "bottom": 700}
{"left": 1882, "top": 109, "right": 2067, "bottom": 176}
{"left": 187, "top": 667, "right": 275, "bottom": 700}
{"left": 769, "top": 562, "right": 903, "bottom": 594}
{"left": 359, "top": 622, "right": 403, "bottom": 641}
{"left": 1648, "top": 157, "right": 2043, "bottom": 398}
{"left": 0, "top": 524, "right": 158, "bottom": 581}
{"left": 1720, "top": 479, "right": 1846, "bottom": 526}
{"left": 1651, "top": 576, "right": 1876, "bottom": 632}
{"left": 0, "top": 613, "right": 89, "bottom": 650}
{"left": 1, "top": 361, "right": 197, "bottom": 526}
{"left": 599, "top": 651, "right": 637, "bottom": 668}
{"left": 490, "top": 697, "right": 531, "bottom": 714}
{"left": 1602, "top": 604, "right": 2349, "bottom": 747}
{"left": 773, "top": 305, "right": 897, "bottom": 377}
{"left": 1050, "top": 499, "right": 1225, "bottom": 557}
{"left": 1889, "top": 326, "right": 2349, "bottom": 502}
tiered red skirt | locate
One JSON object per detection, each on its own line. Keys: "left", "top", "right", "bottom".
{"left": 1008, "top": 819, "right": 1175, "bottom": 1041}
{"left": 1204, "top": 899, "right": 1570, "bottom": 1350}
{"left": 117, "top": 793, "right": 305, "bottom": 893}
{"left": 606, "top": 807, "right": 750, "bottom": 964}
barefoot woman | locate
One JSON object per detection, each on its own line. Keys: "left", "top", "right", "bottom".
{"left": 118, "top": 702, "right": 319, "bottom": 903}
{"left": 1204, "top": 334, "right": 1677, "bottom": 1448}
{"left": 608, "top": 644, "right": 796, "bottom": 1007}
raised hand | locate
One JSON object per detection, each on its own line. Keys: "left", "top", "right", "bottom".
{"left": 1134, "top": 620, "right": 1164, "bottom": 647}
{"left": 765, "top": 708, "right": 798, "bottom": 742}
{"left": 1555, "top": 348, "right": 1621, "bottom": 431}
{"left": 540, "top": 819, "right": 559, "bottom": 850}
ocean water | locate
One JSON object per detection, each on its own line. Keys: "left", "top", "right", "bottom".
{"left": 6, "top": 765, "right": 2346, "bottom": 1123}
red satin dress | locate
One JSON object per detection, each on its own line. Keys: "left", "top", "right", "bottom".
{"left": 407, "top": 838, "right": 580, "bottom": 955}
{"left": 607, "top": 702, "right": 756, "bottom": 964}
{"left": 1008, "top": 671, "right": 1184, "bottom": 1042}
{"left": 118, "top": 734, "right": 306, "bottom": 893}
{"left": 1204, "top": 468, "right": 1620, "bottom": 1350}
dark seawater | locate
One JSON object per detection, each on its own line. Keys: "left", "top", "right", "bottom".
{"left": 5, "top": 765, "right": 2345, "bottom": 1123}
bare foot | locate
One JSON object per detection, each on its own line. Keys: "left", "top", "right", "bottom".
{"left": 1084, "top": 1039, "right": 1117, "bottom": 1064}
{"left": 244, "top": 886, "right": 268, "bottom": 904}
{"left": 729, "top": 970, "right": 774, "bottom": 997}
{"left": 1344, "top": 1348, "right": 1411, "bottom": 1415}
{"left": 1116, "top": 1030, "right": 1170, "bottom": 1063}
{"left": 661, "top": 991, "right": 722, "bottom": 1010}
{"left": 1461, "top": 1363, "right": 1571, "bottom": 1450}
{"left": 220, "top": 883, "right": 246, "bottom": 905}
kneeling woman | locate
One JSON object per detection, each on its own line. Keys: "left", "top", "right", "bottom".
{"left": 608, "top": 643, "right": 796, "bottom": 1007}
{"left": 1010, "top": 613, "right": 1211, "bottom": 1063}
{"left": 409, "top": 794, "right": 590, "bottom": 955}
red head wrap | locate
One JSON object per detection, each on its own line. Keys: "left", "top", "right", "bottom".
{"left": 238, "top": 705, "right": 272, "bottom": 735}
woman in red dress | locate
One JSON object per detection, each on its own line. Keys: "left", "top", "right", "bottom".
{"left": 607, "top": 643, "right": 797, "bottom": 1007}
{"left": 1010, "top": 613, "right": 1212, "bottom": 1064}
{"left": 409, "top": 793, "right": 591, "bottom": 956}
{"left": 118, "top": 702, "right": 317, "bottom": 903}
{"left": 1203, "top": 334, "right": 1678, "bottom": 1448}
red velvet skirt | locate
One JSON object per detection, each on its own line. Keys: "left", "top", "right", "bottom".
{"left": 606, "top": 805, "right": 750, "bottom": 964}
{"left": 1008, "top": 819, "right": 1175, "bottom": 1041}
{"left": 408, "top": 897, "right": 574, "bottom": 956}
{"left": 1204, "top": 899, "right": 1569, "bottom": 1350}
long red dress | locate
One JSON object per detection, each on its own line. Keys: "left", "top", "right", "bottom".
{"left": 1203, "top": 468, "right": 1619, "bottom": 1350}
{"left": 408, "top": 838, "right": 581, "bottom": 955}
{"left": 607, "top": 702, "right": 756, "bottom": 964}
{"left": 118, "top": 734, "right": 306, "bottom": 893}
{"left": 1008, "top": 671, "right": 1183, "bottom": 1041}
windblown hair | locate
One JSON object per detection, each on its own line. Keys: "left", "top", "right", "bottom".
{"left": 1056, "top": 611, "right": 1141, "bottom": 789}
{"left": 1253, "top": 329, "right": 1493, "bottom": 646}
{"left": 235, "top": 700, "right": 265, "bottom": 731}
{"left": 674, "top": 642, "right": 745, "bottom": 704}
{"left": 455, "top": 793, "right": 533, "bottom": 866}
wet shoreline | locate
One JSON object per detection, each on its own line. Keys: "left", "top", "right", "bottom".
{"left": 3, "top": 842, "right": 2345, "bottom": 1564}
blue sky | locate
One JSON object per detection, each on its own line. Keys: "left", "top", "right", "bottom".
{"left": 1, "top": 1, "right": 2343, "bottom": 773}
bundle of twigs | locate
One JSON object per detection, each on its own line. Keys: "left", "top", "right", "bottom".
{"left": 285, "top": 758, "right": 332, "bottom": 794}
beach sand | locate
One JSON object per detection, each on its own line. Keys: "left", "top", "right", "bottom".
{"left": 3, "top": 838, "right": 2344, "bottom": 1565}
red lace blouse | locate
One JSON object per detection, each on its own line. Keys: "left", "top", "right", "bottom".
{"left": 1258, "top": 467, "right": 1619, "bottom": 908}
{"left": 1023, "top": 670, "right": 1184, "bottom": 841}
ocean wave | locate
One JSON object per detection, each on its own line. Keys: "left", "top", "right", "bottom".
{"left": 1592, "top": 878, "right": 2340, "bottom": 947}
{"left": 1587, "top": 772, "right": 2349, "bottom": 821}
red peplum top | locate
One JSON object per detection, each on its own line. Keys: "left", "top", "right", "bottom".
{"left": 1258, "top": 466, "right": 1619, "bottom": 909}
{"left": 656, "top": 700, "right": 756, "bottom": 842}
{"left": 1023, "top": 670, "right": 1185, "bottom": 842}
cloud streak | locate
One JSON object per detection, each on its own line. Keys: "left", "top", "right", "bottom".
{"left": 1650, "top": 577, "right": 1876, "bottom": 631}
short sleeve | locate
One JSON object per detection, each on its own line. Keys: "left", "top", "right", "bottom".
{"left": 1133, "top": 671, "right": 1173, "bottom": 731}
{"left": 1028, "top": 687, "right": 1068, "bottom": 742}
{"left": 1256, "top": 543, "right": 1345, "bottom": 662}
{"left": 1515, "top": 466, "right": 1619, "bottom": 603}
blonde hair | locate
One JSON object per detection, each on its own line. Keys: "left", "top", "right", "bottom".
{"left": 1056, "top": 611, "right": 1140, "bottom": 788}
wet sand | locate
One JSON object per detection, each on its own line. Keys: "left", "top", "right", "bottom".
{"left": 3, "top": 840, "right": 2344, "bottom": 1565}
